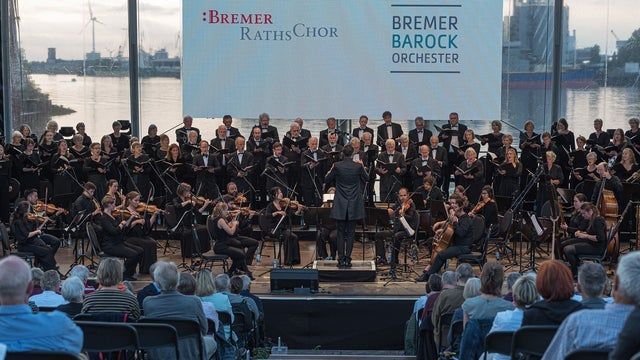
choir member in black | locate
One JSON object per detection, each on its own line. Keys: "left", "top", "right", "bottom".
{"left": 350, "top": 138, "right": 366, "bottom": 167}
{"left": 519, "top": 120, "right": 542, "bottom": 198}
{"left": 75, "top": 122, "right": 92, "bottom": 147}
{"left": 161, "top": 143, "right": 187, "bottom": 193}
{"left": 11, "top": 201, "right": 60, "bottom": 271}
{"left": 429, "top": 135, "right": 447, "bottom": 187}
{"left": 283, "top": 123, "right": 306, "bottom": 192}
{"left": 69, "top": 134, "right": 89, "bottom": 159}
{"left": 374, "top": 187, "right": 419, "bottom": 268}
{"left": 141, "top": 124, "right": 161, "bottom": 159}
{"left": 6, "top": 131, "right": 25, "bottom": 158}
{"left": 193, "top": 140, "right": 222, "bottom": 200}
{"left": 397, "top": 135, "right": 418, "bottom": 189}
{"left": 0, "top": 145, "right": 11, "bottom": 222}
{"left": 98, "top": 195, "right": 143, "bottom": 280}
{"left": 127, "top": 142, "right": 151, "bottom": 198}
{"left": 480, "top": 120, "right": 505, "bottom": 155}
{"left": 552, "top": 118, "right": 576, "bottom": 187}
{"left": 376, "top": 110, "right": 404, "bottom": 147}
{"left": 454, "top": 148, "right": 484, "bottom": 206}
{"left": 625, "top": 117, "right": 640, "bottom": 163}
{"left": 40, "top": 120, "right": 64, "bottom": 143}
{"left": 258, "top": 112, "right": 279, "bottom": 145}
{"left": 100, "top": 135, "right": 120, "bottom": 181}
{"left": 156, "top": 134, "right": 170, "bottom": 160}
{"left": 361, "top": 132, "right": 379, "bottom": 205}
{"left": 122, "top": 191, "right": 158, "bottom": 274}
{"left": 416, "top": 193, "right": 472, "bottom": 281}
{"left": 408, "top": 116, "right": 432, "bottom": 147}
{"left": 247, "top": 126, "right": 269, "bottom": 208}
{"left": 536, "top": 151, "right": 564, "bottom": 215}
{"left": 316, "top": 187, "right": 337, "bottom": 260}
{"left": 172, "top": 183, "right": 213, "bottom": 260}
{"left": 228, "top": 136, "right": 255, "bottom": 200}
{"left": 50, "top": 140, "right": 76, "bottom": 198}
{"left": 376, "top": 139, "right": 407, "bottom": 203}
{"left": 592, "top": 162, "right": 625, "bottom": 210}
{"left": 301, "top": 137, "right": 326, "bottom": 207}
{"left": 265, "top": 187, "right": 302, "bottom": 266}
{"left": 71, "top": 182, "right": 102, "bottom": 220}
{"left": 109, "top": 120, "right": 131, "bottom": 155}
{"left": 321, "top": 132, "right": 344, "bottom": 178}
{"left": 538, "top": 131, "right": 559, "bottom": 160}
{"left": 19, "top": 124, "right": 38, "bottom": 144}
{"left": 17, "top": 138, "right": 42, "bottom": 194}
{"left": 568, "top": 136, "right": 588, "bottom": 188}
{"left": 222, "top": 115, "right": 242, "bottom": 139}
{"left": 264, "top": 143, "right": 290, "bottom": 196}
{"left": 419, "top": 175, "right": 444, "bottom": 210}
{"left": 293, "top": 118, "right": 312, "bottom": 139}
{"left": 411, "top": 145, "right": 439, "bottom": 191}
{"left": 559, "top": 193, "right": 589, "bottom": 255}
{"left": 181, "top": 130, "right": 200, "bottom": 163}
{"left": 572, "top": 152, "right": 600, "bottom": 199}
{"left": 478, "top": 186, "right": 499, "bottom": 231}
{"left": 587, "top": 118, "right": 610, "bottom": 161}
{"left": 563, "top": 202, "right": 607, "bottom": 275}
{"left": 106, "top": 179, "right": 125, "bottom": 208}
{"left": 39, "top": 131, "right": 57, "bottom": 181}
{"left": 210, "top": 201, "right": 255, "bottom": 279}
{"left": 439, "top": 112, "right": 467, "bottom": 194}
{"left": 176, "top": 115, "right": 201, "bottom": 147}
{"left": 612, "top": 148, "right": 640, "bottom": 183}
{"left": 460, "top": 129, "right": 481, "bottom": 158}
{"left": 607, "top": 128, "right": 627, "bottom": 165}
{"left": 211, "top": 124, "right": 235, "bottom": 191}
{"left": 352, "top": 115, "right": 375, "bottom": 141}
{"left": 320, "top": 117, "right": 345, "bottom": 148}
{"left": 497, "top": 148, "right": 522, "bottom": 197}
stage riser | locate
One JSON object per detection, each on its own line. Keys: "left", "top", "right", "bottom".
{"left": 263, "top": 297, "right": 414, "bottom": 350}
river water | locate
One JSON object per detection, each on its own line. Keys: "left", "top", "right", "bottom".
{"left": 29, "top": 74, "right": 640, "bottom": 143}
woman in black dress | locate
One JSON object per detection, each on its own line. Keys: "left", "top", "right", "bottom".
{"left": 122, "top": 191, "right": 158, "bottom": 274}
{"left": 265, "top": 186, "right": 302, "bottom": 266}
{"left": 552, "top": 118, "right": 575, "bottom": 188}
{"left": 83, "top": 143, "right": 108, "bottom": 200}
{"left": 536, "top": 151, "right": 564, "bottom": 216}
{"left": 18, "top": 138, "right": 42, "bottom": 194}
{"left": 10, "top": 201, "right": 59, "bottom": 270}
{"left": 497, "top": 148, "right": 522, "bottom": 197}
{"left": 50, "top": 139, "right": 76, "bottom": 198}
{"left": 454, "top": 147, "right": 484, "bottom": 206}
{"left": 210, "top": 201, "right": 255, "bottom": 279}
{"left": 127, "top": 142, "right": 151, "bottom": 198}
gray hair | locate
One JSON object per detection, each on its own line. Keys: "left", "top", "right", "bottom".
{"left": 70, "top": 265, "right": 90, "bottom": 282}
{"left": 442, "top": 271, "right": 457, "bottom": 286}
{"left": 31, "top": 268, "right": 44, "bottom": 286}
{"left": 240, "top": 274, "right": 251, "bottom": 291}
{"left": 214, "top": 273, "right": 230, "bottom": 293}
{"left": 96, "top": 258, "right": 123, "bottom": 287}
{"left": 0, "top": 256, "right": 32, "bottom": 302}
{"left": 61, "top": 277, "right": 84, "bottom": 302}
{"left": 153, "top": 261, "right": 179, "bottom": 292}
{"left": 42, "top": 270, "right": 61, "bottom": 291}
{"left": 463, "top": 278, "right": 481, "bottom": 299}
{"left": 506, "top": 272, "right": 522, "bottom": 290}
{"left": 616, "top": 251, "right": 640, "bottom": 304}
{"left": 512, "top": 275, "right": 538, "bottom": 309}
{"left": 578, "top": 263, "right": 607, "bottom": 299}
{"left": 456, "top": 263, "right": 474, "bottom": 284}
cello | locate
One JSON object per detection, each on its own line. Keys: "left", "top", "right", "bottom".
{"left": 595, "top": 177, "right": 620, "bottom": 260}
{"left": 430, "top": 208, "right": 456, "bottom": 263}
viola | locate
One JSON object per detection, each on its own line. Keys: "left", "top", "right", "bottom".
{"left": 399, "top": 199, "right": 413, "bottom": 215}
{"left": 235, "top": 195, "right": 249, "bottom": 204}
{"left": 112, "top": 209, "right": 140, "bottom": 219}
{"left": 34, "top": 201, "right": 69, "bottom": 215}
{"left": 187, "top": 194, "right": 209, "bottom": 206}
{"left": 469, "top": 197, "right": 490, "bottom": 216}
{"left": 135, "top": 202, "right": 166, "bottom": 214}
{"left": 278, "top": 198, "right": 305, "bottom": 210}
{"left": 26, "top": 214, "right": 47, "bottom": 222}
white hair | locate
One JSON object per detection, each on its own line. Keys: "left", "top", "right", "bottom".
{"left": 70, "top": 265, "right": 90, "bottom": 282}
{"left": 153, "top": 261, "right": 179, "bottom": 292}
{"left": 61, "top": 277, "right": 85, "bottom": 302}
{"left": 616, "top": 251, "right": 640, "bottom": 304}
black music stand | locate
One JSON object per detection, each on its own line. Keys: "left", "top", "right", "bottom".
{"left": 301, "top": 207, "right": 333, "bottom": 268}
{"left": 430, "top": 200, "right": 448, "bottom": 223}
{"left": 365, "top": 207, "right": 393, "bottom": 266}
{"left": 522, "top": 212, "right": 547, "bottom": 272}
{"left": 411, "top": 193, "right": 425, "bottom": 211}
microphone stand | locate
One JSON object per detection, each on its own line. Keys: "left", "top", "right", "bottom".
{"left": 122, "top": 159, "right": 142, "bottom": 194}
{"left": 261, "top": 167, "right": 297, "bottom": 197}
{"left": 149, "top": 160, "right": 174, "bottom": 200}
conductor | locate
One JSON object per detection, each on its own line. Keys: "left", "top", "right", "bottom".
{"left": 324, "top": 145, "right": 368, "bottom": 268}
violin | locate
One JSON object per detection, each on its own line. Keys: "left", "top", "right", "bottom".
{"left": 399, "top": 199, "right": 413, "bottom": 216}
{"left": 135, "top": 202, "right": 166, "bottom": 214}
{"left": 34, "top": 201, "right": 69, "bottom": 215}
{"left": 26, "top": 214, "right": 47, "bottom": 222}
{"left": 187, "top": 194, "right": 209, "bottom": 206}
{"left": 112, "top": 209, "right": 141, "bottom": 219}
{"left": 230, "top": 207, "right": 257, "bottom": 217}
{"left": 278, "top": 198, "right": 305, "bottom": 210}
{"left": 469, "top": 197, "right": 491, "bottom": 216}
{"left": 235, "top": 195, "right": 249, "bottom": 204}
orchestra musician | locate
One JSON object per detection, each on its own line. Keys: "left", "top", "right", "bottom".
{"left": 438, "top": 112, "right": 467, "bottom": 195}
{"left": 454, "top": 148, "right": 484, "bottom": 206}
{"left": 172, "top": 183, "right": 213, "bottom": 261}
{"left": 376, "top": 110, "right": 403, "bottom": 147}
{"left": 121, "top": 192, "right": 159, "bottom": 274}
{"left": 71, "top": 182, "right": 102, "bottom": 219}
{"left": 265, "top": 187, "right": 302, "bottom": 266}
{"left": 559, "top": 193, "right": 589, "bottom": 256}
{"left": 352, "top": 115, "right": 375, "bottom": 141}
{"left": 592, "top": 162, "right": 625, "bottom": 210}
{"left": 478, "top": 186, "right": 499, "bottom": 231}
{"left": 376, "top": 139, "right": 406, "bottom": 203}
{"left": 563, "top": 202, "right": 607, "bottom": 276}
{"left": 210, "top": 201, "right": 256, "bottom": 279}
{"left": 192, "top": 140, "right": 222, "bottom": 201}
{"left": 416, "top": 193, "right": 472, "bottom": 282}
{"left": 11, "top": 201, "right": 60, "bottom": 271}
{"left": 419, "top": 175, "right": 444, "bottom": 210}
{"left": 175, "top": 115, "right": 201, "bottom": 147}
{"left": 374, "top": 187, "right": 419, "bottom": 270}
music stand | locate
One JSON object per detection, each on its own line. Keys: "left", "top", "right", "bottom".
{"left": 522, "top": 211, "right": 546, "bottom": 272}
{"left": 430, "top": 200, "right": 448, "bottom": 223}
{"left": 365, "top": 207, "right": 392, "bottom": 264}
{"left": 410, "top": 193, "right": 425, "bottom": 211}
{"left": 301, "top": 207, "right": 331, "bottom": 268}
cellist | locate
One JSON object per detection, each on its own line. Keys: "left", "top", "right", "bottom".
{"left": 416, "top": 193, "right": 473, "bottom": 282}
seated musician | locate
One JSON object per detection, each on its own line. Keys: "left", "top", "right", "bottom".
{"left": 122, "top": 191, "right": 159, "bottom": 275}
{"left": 374, "top": 188, "right": 419, "bottom": 269}
{"left": 416, "top": 193, "right": 473, "bottom": 282}
{"left": 105, "top": 179, "right": 126, "bottom": 208}
{"left": 419, "top": 175, "right": 444, "bottom": 210}
{"left": 265, "top": 186, "right": 302, "bottom": 266}
{"left": 559, "top": 193, "right": 589, "bottom": 257}
{"left": 317, "top": 187, "right": 337, "bottom": 260}
{"left": 10, "top": 201, "right": 60, "bottom": 271}
{"left": 172, "top": 183, "right": 213, "bottom": 262}
{"left": 592, "top": 162, "right": 624, "bottom": 209}
{"left": 71, "top": 182, "right": 102, "bottom": 219}
{"left": 563, "top": 202, "right": 607, "bottom": 276}
{"left": 220, "top": 193, "right": 260, "bottom": 266}
{"left": 210, "top": 202, "right": 255, "bottom": 279}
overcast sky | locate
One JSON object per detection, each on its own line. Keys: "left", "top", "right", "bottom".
{"left": 15, "top": 0, "right": 639, "bottom": 62}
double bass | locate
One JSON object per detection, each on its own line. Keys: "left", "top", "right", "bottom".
{"left": 595, "top": 177, "right": 619, "bottom": 260}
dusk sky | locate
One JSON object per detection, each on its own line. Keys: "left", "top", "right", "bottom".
{"left": 14, "top": 0, "right": 639, "bottom": 62}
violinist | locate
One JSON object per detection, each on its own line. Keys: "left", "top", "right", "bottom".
{"left": 172, "top": 183, "right": 213, "bottom": 260}
{"left": 50, "top": 139, "right": 76, "bottom": 198}
{"left": 265, "top": 186, "right": 302, "bottom": 266}
{"left": 210, "top": 201, "right": 256, "bottom": 279}
{"left": 84, "top": 142, "right": 108, "bottom": 199}
{"left": 374, "top": 188, "right": 419, "bottom": 269}
{"left": 71, "top": 182, "right": 102, "bottom": 219}
{"left": 193, "top": 140, "right": 222, "bottom": 201}
{"left": 122, "top": 191, "right": 159, "bottom": 274}
{"left": 563, "top": 202, "right": 607, "bottom": 276}
{"left": 416, "top": 193, "right": 472, "bottom": 282}
{"left": 497, "top": 148, "right": 522, "bottom": 197}
{"left": 10, "top": 201, "right": 59, "bottom": 271}
{"left": 223, "top": 190, "right": 258, "bottom": 238}
{"left": 98, "top": 195, "right": 143, "bottom": 281}
{"left": 25, "top": 189, "right": 66, "bottom": 221}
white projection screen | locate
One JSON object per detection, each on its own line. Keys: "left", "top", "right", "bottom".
{"left": 183, "top": 0, "right": 503, "bottom": 120}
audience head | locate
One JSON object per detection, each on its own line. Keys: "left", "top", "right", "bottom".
{"left": 536, "top": 260, "right": 574, "bottom": 301}
{"left": 42, "top": 270, "right": 61, "bottom": 292}
{"left": 427, "top": 274, "right": 443, "bottom": 294}
{"left": 614, "top": 251, "right": 640, "bottom": 304}
{"left": 577, "top": 263, "right": 607, "bottom": 300}
{"left": 505, "top": 272, "right": 522, "bottom": 292}
{"left": 463, "top": 278, "right": 482, "bottom": 299}
{"left": 195, "top": 269, "right": 215, "bottom": 297}
{"left": 240, "top": 275, "right": 252, "bottom": 291}
{"left": 61, "top": 277, "right": 85, "bottom": 303}
{"left": 441, "top": 271, "right": 457, "bottom": 288}
{"left": 96, "top": 258, "right": 123, "bottom": 287}
{"left": 0, "top": 256, "right": 33, "bottom": 305}
{"left": 215, "top": 273, "right": 230, "bottom": 293}
{"left": 230, "top": 276, "right": 244, "bottom": 295}
{"left": 456, "top": 263, "right": 474, "bottom": 285}
{"left": 512, "top": 275, "right": 539, "bottom": 309}
{"left": 70, "top": 265, "right": 90, "bottom": 283}
{"left": 154, "top": 261, "right": 179, "bottom": 292}
{"left": 479, "top": 261, "right": 504, "bottom": 297}
{"left": 177, "top": 272, "right": 197, "bottom": 296}
{"left": 31, "top": 268, "right": 44, "bottom": 288}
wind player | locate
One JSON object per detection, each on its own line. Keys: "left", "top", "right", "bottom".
{"left": 416, "top": 193, "right": 473, "bottom": 282}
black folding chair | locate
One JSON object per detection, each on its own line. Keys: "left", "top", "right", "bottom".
{"left": 138, "top": 318, "right": 204, "bottom": 360}
{"left": 483, "top": 331, "right": 514, "bottom": 360}
{"left": 511, "top": 325, "right": 558, "bottom": 360}
{"left": 131, "top": 322, "right": 180, "bottom": 359}
{"left": 74, "top": 320, "right": 139, "bottom": 353}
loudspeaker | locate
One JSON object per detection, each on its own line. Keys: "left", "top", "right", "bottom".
{"left": 270, "top": 269, "right": 319, "bottom": 293}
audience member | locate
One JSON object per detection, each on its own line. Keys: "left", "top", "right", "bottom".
{"left": 542, "top": 251, "right": 640, "bottom": 359}
{"left": 56, "top": 276, "right": 85, "bottom": 317}
{"left": 447, "top": 278, "right": 481, "bottom": 350}
{"left": 240, "top": 274, "right": 263, "bottom": 314}
{"left": 229, "top": 275, "right": 260, "bottom": 322}
{"left": 29, "top": 268, "right": 44, "bottom": 296}
{"left": 414, "top": 273, "right": 442, "bottom": 315}
{"left": 503, "top": 272, "right": 522, "bottom": 302}
{"left": 136, "top": 262, "right": 161, "bottom": 307}
{"left": 0, "top": 256, "right": 82, "bottom": 353}
{"left": 462, "top": 261, "right": 513, "bottom": 326}
{"left": 178, "top": 271, "right": 219, "bottom": 334}
{"left": 69, "top": 264, "right": 96, "bottom": 294}
{"left": 431, "top": 263, "right": 474, "bottom": 348}
{"left": 82, "top": 258, "right": 141, "bottom": 320}
{"left": 609, "top": 306, "right": 640, "bottom": 360}
{"left": 28, "top": 270, "right": 67, "bottom": 307}
{"left": 522, "top": 260, "right": 583, "bottom": 326}
{"left": 576, "top": 262, "right": 608, "bottom": 309}
{"left": 197, "top": 270, "right": 233, "bottom": 340}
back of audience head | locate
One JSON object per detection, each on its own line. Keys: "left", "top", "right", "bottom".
{"left": 148, "top": 262, "right": 158, "bottom": 282}
{"left": 61, "top": 277, "right": 84, "bottom": 303}
{"left": 230, "top": 276, "right": 244, "bottom": 295}
{"left": 505, "top": 272, "right": 522, "bottom": 292}
{"left": 512, "top": 275, "right": 538, "bottom": 309}
{"left": 154, "top": 261, "right": 179, "bottom": 292}
{"left": 177, "top": 272, "right": 196, "bottom": 295}
{"left": 42, "top": 270, "right": 61, "bottom": 292}
{"left": 442, "top": 271, "right": 457, "bottom": 288}
{"left": 480, "top": 261, "right": 504, "bottom": 296}
{"left": 537, "top": 260, "right": 574, "bottom": 301}
{"left": 615, "top": 251, "right": 640, "bottom": 304}
{"left": 195, "top": 269, "right": 215, "bottom": 297}
{"left": 240, "top": 274, "right": 251, "bottom": 292}
{"left": 577, "top": 263, "right": 607, "bottom": 299}
{"left": 215, "top": 273, "right": 230, "bottom": 293}
{"left": 70, "top": 265, "right": 90, "bottom": 283}
{"left": 0, "top": 256, "right": 33, "bottom": 305}
{"left": 31, "top": 268, "right": 44, "bottom": 287}
{"left": 463, "top": 278, "right": 482, "bottom": 299}
{"left": 427, "top": 274, "right": 443, "bottom": 293}
{"left": 97, "top": 258, "right": 123, "bottom": 287}
{"left": 456, "top": 263, "right": 474, "bottom": 285}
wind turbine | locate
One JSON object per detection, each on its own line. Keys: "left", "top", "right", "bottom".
{"left": 80, "top": 1, "right": 104, "bottom": 54}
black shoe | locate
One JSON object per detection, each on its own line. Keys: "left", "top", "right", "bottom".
{"left": 345, "top": 257, "right": 353, "bottom": 268}
{"left": 415, "top": 271, "right": 429, "bottom": 282}
{"left": 337, "top": 258, "right": 345, "bottom": 268}
{"left": 299, "top": 224, "right": 309, "bottom": 230}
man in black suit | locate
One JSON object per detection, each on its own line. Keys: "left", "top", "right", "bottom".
{"left": 376, "top": 110, "right": 403, "bottom": 147}
{"left": 411, "top": 144, "right": 441, "bottom": 190}
{"left": 362, "top": 132, "right": 379, "bottom": 205}
{"left": 324, "top": 145, "right": 368, "bottom": 268}
{"left": 176, "top": 115, "right": 201, "bottom": 147}
{"left": 352, "top": 115, "right": 375, "bottom": 141}
{"left": 210, "top": 125, "right": 235, "bottom": 191}
{"left": 295, "top": 118, "right": 312, "bottom": 139}
{"left": 259, "top": 112, "right": 279, "bottom": 144}
{"left": 376, "top": 139, "right": 407, "bottom": 203}
{"left": 438, "top": 112, "right": 467, "bottom": 195}
{"left": 301, "top": 137, "right": 326, "bottom": 207}
{"left": 192, "top": 140, "right": 221, "bottom": 200}
{"left": 429, "top": 135, "right": 448, "bottom": 187}
{"left": 227, "top": 136, "right": 255, "bottom": 199}
{"left": 408, "top": 116, "right": 432, "bottom": 147}
{"left": 222, "top": 115, "right": 242, "bottom": 140}
{"left": 320, "top": 117, "right": 345, "bottom": 148}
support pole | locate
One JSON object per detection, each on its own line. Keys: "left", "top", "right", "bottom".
{"left": 128, "top": 0, "right": 140, "bottom": 138}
